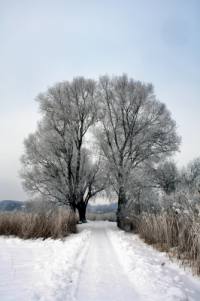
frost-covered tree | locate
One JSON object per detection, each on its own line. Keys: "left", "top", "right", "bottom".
{"left": 181, "top": 157, "right": 200, "bottom": 195}
{"left": 21, "top": 78, "right": 105, "bottom": 222}
{"left": 97, "top": 75, "right": 180, "bottom": 228}
{"left": 125, "top": 165, "right": 161, "bottom": 216}
{"left": 150, "top": 160, "right": 179, "bottom": 195}
{"left": 21, "top": 74, "right": 181, "bottom": 227}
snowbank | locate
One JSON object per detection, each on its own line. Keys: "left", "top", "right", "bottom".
{"left": 0, "top": 228, "right": 91, "bottom": 301}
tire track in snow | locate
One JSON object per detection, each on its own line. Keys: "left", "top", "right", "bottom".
{"left": 76, "top": 221, "right": 141, "bottom": 301}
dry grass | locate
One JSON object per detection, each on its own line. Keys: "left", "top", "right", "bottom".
{"left": 131, "top": 212, "right": 200, "bottom": 275}
{"left": 0, "top": 208, "right": 77, "bottom": 239}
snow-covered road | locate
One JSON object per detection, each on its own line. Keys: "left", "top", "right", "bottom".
{"left": 1, "top": 221, "right": 200, "bottom": 301}
{"left": 76, "top": 222, "right": 140, "bottom": 301}
{"left": 76, "top": 222, "right": 200, "bottom": 301}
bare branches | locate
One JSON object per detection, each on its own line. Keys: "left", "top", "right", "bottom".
{"left": 21, "top": 74, "right": 180, "bottom": 226}
{"left": 21, "top": 77, "right": 103, "bottom": 213}
{"left": 97, "top": 75, "right": 180, "bottom": 227}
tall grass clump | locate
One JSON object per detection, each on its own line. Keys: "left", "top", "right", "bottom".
{"left": 0, "top": 208, "right": 76, "bottom": 239}
{"left": 136, "top": 211, "right": 200, "bottom": 275}
{"left": 126, "top": 191, "right": 200, "bottom": 275}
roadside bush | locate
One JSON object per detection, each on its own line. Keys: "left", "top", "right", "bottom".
{"left": 129, "top": 211, "right": 200, "bottom": 275}
{"left": 0, "top": 208, "right": 76, "bottom": 239}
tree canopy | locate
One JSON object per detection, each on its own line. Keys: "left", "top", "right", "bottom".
{"left": 21, "top": 75, "right": 180, "bottom": 226}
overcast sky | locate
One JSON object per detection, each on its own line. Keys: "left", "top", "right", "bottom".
{"left": 0, "top": 0, "right": 199, "bottom": 201}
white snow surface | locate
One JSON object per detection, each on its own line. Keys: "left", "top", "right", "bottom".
{"left": 0, "top": 229, "right": 90, "bottom": 301}
{"left": 1, "top": 221, "right": 200, "bottom": 301}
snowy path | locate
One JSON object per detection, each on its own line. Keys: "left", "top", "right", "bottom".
{"left": 76, "top": 222, "right": 140, "bottom": 301}
{"left": 1, "top": 221, "right": 200, "bottom": 301}
{"left": 76, "top": 221, "right": 200, "bottom": 301}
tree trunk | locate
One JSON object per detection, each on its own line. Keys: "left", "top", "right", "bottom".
{"left": 76, "top": 201, "right": 87, "bottom": 223}
{"left": 117, "top": 185, "right": 127, "bottom": 229}
{"left": 69, "top": 198, "right": 76, "bottom": 212}
{"left": 69, "top": 193, "right": 77, "bottom": 213}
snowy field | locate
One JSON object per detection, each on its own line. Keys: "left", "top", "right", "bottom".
{"left": 1, "top": 221, "right": 200, "bottom": 301}
{"left": 0, "top": 229, "right": 90, "bottom": 301}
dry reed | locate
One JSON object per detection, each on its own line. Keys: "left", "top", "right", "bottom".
{"left": 0, "top": 208, "right": 77, "bottom": 239}
{"left": 131, "top": 212, "right": 200, "bottom": 275}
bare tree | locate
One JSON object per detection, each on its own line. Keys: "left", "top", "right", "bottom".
{"left": 21, "top": 74, "right": 180, "bottom": 226}
{"left": 75, "top": 158, "right": 109, "bottom": 222}
{"left": 21, "top": 77, "right": 105, "bottom": 221}
{"left": 97, "top": 75, "right": 180, "bottom": 228}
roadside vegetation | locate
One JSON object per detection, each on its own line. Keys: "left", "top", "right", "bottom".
{"left": 122, "top": 158, "right": 200, "bottom": 275}
{"left": 0, "top": 207, "right": 76, "bottom": 239}
{"left": 138, "top": 211, "right": 200, "bottom": 274}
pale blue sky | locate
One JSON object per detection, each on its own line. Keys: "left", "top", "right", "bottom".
{"left": 0, "top": 0, "right": 199, "bottom": 200}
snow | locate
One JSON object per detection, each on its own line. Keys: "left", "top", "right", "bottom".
{"left": 107, "top": 223, "right": 200, "bottom": 301}
{"left": 1, "top": 221, "right": 200, "bottom": 301}
{"left": 76, "top": 222, "right": 140, "bottom": 301}
{"left": 0, "top": 229, "right": 90, "bottom": 301}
